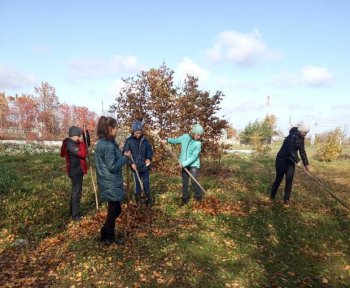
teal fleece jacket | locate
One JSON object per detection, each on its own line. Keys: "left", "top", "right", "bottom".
{"left": 167, "top": 134, "right": 202, "bottom": 168}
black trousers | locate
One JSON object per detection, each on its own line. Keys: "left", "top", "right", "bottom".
{"left": 182, "top": 167, "right": 201, "bottom": 199}
{"left": 270, "top": 157, "right": 295, "bottom": 201}
{"left": 103, "top": 201, "right": 122, "bottom": 235}
{"left": 69, "top": 173, "right": 83, "bottom": 219}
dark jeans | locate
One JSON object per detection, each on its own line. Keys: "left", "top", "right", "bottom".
{"left": 270, "top": 157, "right": 295, "bottom": 201}
{"left": 133, "top": 169, "right": 151, "bottom": 199}
{"left": 69, "top": 173, "right": 83, "bottom": 219}
{"left": 182, "top": 167, "right": 201, "bottom": 200}
{"left": 103, "top": 201, "right": 122, "bottom": 235}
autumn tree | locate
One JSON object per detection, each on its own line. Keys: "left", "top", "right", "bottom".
{"left": 315, "top": 128, "right": 343, "bottom": 162}
{"left": 58, "top": 103, "right": 73, "bottom": 138}
{"left": 9, "top": 94, "right": 39, "bottom": 139}
{"left": 112, "top": 73, "right": 150, "bottom": 129}
{"left": 176, "top": 75, "right": 200, "bottom": 133}
{"left": 57, "top": 104, "right": 98, "bottom": 140}
{"left": 35, "top": 82, "right": 60, "bottom": 139}
{"left": 72, "top": 105, "right": 98, "bottom": 141}
{"left": 2, "top": 82, "right": 98, "bottom": 141}
{"left": 110, "top": 63, "right": 228, "bottom": 165}
{"left": 240, "top": 114, "right": 277, "bottom": 144}
{"left": 261, "top": 114, "right": 277, "bottom": 143}
{"left": 226, "top": 124, "right": 238, "bottom": 138}
{"left": 0, "top": 92, "right": 9, "bottom": 131}
{"left": 176, "top": 75, "right": 228, "bottom": 158}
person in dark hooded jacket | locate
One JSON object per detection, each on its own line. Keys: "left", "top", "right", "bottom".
{"left": 123, "top": 120, "right": 153, "bottom": 205}
{"left": 270, "top": 121, "right": 311, "bottom": 206}
{"left": 60, "top": 126, "right": 87, "bottom": 221}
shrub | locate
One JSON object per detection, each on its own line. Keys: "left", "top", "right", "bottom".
{"left": 250, "top": 133, "right": 271, "bottom": 159}
{"left": 315, "top": 128, "right": 343, "bottom": 162}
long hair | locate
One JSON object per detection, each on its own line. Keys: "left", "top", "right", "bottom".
{"left": 96, "top": 116, "right": 117, "bottom": 139}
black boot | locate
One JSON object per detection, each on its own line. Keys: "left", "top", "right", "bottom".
{"left": 283, "top": 199, "right": 290, "bottom": 207}
{"left": 100, "top": 227, "right": 124, "bottom": 245}
{"left": 100, "top": 226, "right": 107, "bottom": 242}
{"left": 145, "top": 194, "right": 153, "bottom": 206}
{"left": 104, "top": 235, "right": 124, "bottom": 245}
{"left": 180, "top": 197, "right": 189, "bottom": 206}
{"left": 102, "top": 232, "right": 124, "bottom": 245}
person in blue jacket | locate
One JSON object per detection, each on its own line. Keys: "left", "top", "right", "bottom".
{"left": 123, "top": 120, "right": 154, "bottom": 205}
{"left": 161, "top": 123, "right": 204, "bottom": 205}
{"left": 94, "top": 116, "right": 131, "bottom": 245}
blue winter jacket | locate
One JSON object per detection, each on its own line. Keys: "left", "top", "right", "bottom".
{"left": 123, "top": 135, "right": 153, "bottom": 173}
{"left": 167, "top": 134, "right": 202, "bottom": 168}
{"left": 94, "top": 138, "right": 129, "bottom": 202}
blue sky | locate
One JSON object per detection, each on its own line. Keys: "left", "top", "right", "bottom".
{"left": 1, "top": 0, "right": 349, "bottom": 135}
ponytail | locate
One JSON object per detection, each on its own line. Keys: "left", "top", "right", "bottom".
{"left": 96, "top": 116, "right": 117, "bottom": 139}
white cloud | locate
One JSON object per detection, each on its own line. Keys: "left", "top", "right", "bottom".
{"left": 227, "top": 99, "right": 265, "bottom": 113}
{"left": 175, "top": 57, "right": 210, "bottom": 85}
{"left": 68, "top": 54, "right": 139, "bottom": 78}
{"left": 332, "top": 103, "right": 350, "bottom": 110}
{"left": 270, "top": 71, "right": 299, "bottom": 88}
{"left": 109, "top": 79, "right": 126, "bottom": 97}
{"left": 301, "top": 66, "right": 334, "bottom": 86}
{"left": 205, "top": 30, "right": 268, "bottom": 66}
{"left": 212, "top": 76, "right": 258, "bottom": 91}
{"left": 271, "top": 66, "right": 334, "bottom": 88}
{"left": 236, "top": 81, "right": 258, "bottom": 90}
{"left": 0, "top": 64, "right": 37, "bottom": 89}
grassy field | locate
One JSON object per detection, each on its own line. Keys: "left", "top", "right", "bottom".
{"left": 1, "top": 145, "right": 350, "bottom": 287}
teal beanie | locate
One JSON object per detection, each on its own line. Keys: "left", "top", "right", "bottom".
{"left": 191, "top": 124, "right": 204, "bottom": 135}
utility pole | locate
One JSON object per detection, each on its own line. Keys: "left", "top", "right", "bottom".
{"left": 311, "top": 122, "right": 317, "bottom": 145}
{"left": 343, "top": 124, "right": 348, "bottom": 137}
{"left": 266, "top": 95, "right": 270, "bottom": 117}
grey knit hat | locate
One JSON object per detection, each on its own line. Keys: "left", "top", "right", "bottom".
{"left": 69, "top": 126, "right": 82, "bottom": 137}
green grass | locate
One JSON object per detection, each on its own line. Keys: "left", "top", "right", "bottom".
{"left": 1, "top": 146, "right": 350, "bottom": 287}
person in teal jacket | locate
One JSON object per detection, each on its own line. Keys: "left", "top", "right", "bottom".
{"left": 161, "top": 124, "right": 205, "bottom": 205}
{"left": 94, "top": 116, "right": 131, "bottom": 245}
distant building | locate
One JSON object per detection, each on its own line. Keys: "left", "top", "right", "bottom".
{"left": 219, "top": 129, "right": 240, "bottom": 145}
{"left": 271, "top": 130, "right": 284, "bottom": 143}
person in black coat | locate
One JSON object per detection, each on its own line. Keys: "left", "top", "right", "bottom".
{"left": 270, "top": 121, "right": 311, "bottom": 206}
{"left": 123, "top": 120, "right": 153, "bottom": 205}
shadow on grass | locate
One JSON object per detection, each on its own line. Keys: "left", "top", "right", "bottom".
{"left": 218, "top": 155, "right": 350, "bottom": 287}
{"left": 0, "top": 154, "right": 99, "bottom": 287}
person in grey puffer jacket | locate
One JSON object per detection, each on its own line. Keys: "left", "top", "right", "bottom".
{"left": 94, "top": 116, "right": 131, "bottom": 245}
{"left": 270, "top": 121, "right": 311, "bottom": 206}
